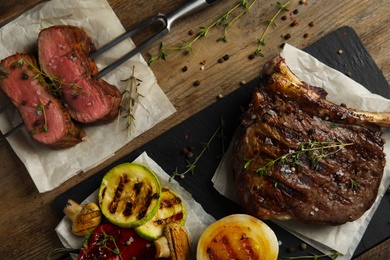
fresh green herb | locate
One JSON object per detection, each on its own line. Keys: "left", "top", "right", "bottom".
{"left": 255, "top": 141, "right": 353, "bottom": 176}
{"left": 28, "top": 99, "right": 49, "bottom": 135}
{"left": 118, "top": 66, "right": 143, "bottom": 135}
{"left": 281, "top": 250, "right": 341, "bottom": 259}
{"left": 148, "top": 0, "right": 257, "bottom": 65}
{"left": 170, "top": 118, "right": 225, "bottom": 181}
{"left": 7, "top": 58, "right": 84, "bottom": 97}
{"left": 255, "top": 0, "right": 291, "bottom": 57}
{"left": 350, "top": 179, "right": 360, "bottom": 190}
{"left": 0, "top": 66, "right": 9, "bottom": 80}
{"left": 95, "top": 232, "right": 123, "bottom": 259}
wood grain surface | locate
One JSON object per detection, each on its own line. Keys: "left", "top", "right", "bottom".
{"left": 0, "top": 0, "right": 389, "bottom": 259}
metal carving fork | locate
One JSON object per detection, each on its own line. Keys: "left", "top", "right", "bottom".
{"left": 0, "top": 0, "right": 219, "bottom": 140}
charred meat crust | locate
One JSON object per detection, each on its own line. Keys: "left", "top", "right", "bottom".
{"left": 38, "top": 25, "right": 121, "bottom": 125}
{"left": 233, "top": 56, "right": 385, "bottom": 225}
{"left": 0, "top": 53, "right": 85, "bottom": 149}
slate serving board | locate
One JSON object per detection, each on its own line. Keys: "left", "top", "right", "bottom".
{"left": 54, "top": 26, "right": 390, "bottom": 258}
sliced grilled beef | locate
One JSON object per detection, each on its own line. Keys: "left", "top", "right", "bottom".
{"left": 0, "top": 54, "right": 85, "bottom": 149}
{"left": 233, "top": 55, "right": 386, "bottom": 225}
{"left": 37, "top": 25, "right": 121, "bottom": 125}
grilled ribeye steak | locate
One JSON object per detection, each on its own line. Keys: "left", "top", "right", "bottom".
{"left": 233, "top": 55, "right": 386, "bottom": 225}
{"left": 0, "top": 54, "right": 85, "bottom": 149}
{"left": 38, "top": 25, "right": 121, "bottom": 125}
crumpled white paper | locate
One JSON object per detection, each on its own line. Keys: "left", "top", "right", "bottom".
{"left": 0, "top": 0, "right": 176, "bottom": 193}
{"left": 55, "top": 152, "right": 216, "bottom": 260}
{"left": 212, "top": 44, "right": 390, "bottom": 259}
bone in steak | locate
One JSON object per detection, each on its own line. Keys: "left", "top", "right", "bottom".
{"left": 0, "top": 54, "right": 85, "bottom": 149}
{"left": 38, "top": 25, "right": 121, "bottom": 125}
{"left": 233, "top": 55, "right": 386, "bottom": 225}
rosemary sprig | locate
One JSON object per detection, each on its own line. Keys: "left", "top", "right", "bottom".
{"left": 255, "top": 0, "right": 291, "bottom": 57}
{"left": 118, "top": 66, "right": 143, "bottom": 135}
{"left": 170, "top": 118, "right": 225, "bottom": 182}
{"left": 281, "top": 250, "right": 341, "bottom": 260}
{"left": 255, "top": 141, "right": 353, "bottom": 176}
{"left": 148, "top": 0, "right": 257, "bottom": 65}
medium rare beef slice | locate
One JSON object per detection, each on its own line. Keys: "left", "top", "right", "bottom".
{"left": 233, "top": 55, "right": 386, "bottom": 225}
{"left": 38, "top": 25, "right": 121, "bottom": 125}
{"left": 0, "top": 54, "right": 85, "bottom": 149}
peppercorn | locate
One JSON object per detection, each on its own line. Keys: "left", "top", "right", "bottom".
{"left": 300, "top": 243, "right": 307, "bottom": 250}
{"left": 186, "top": 151, "right": 194, "bottom": 159}
{"left": 281, "top": 15, "right": 287, "bottom": 20}
{"left": 345, "top": 72, "right": 353, "bottom": 77}
{"left": 188, "top": 29, "right": 194, "bottom": 35}
{"left": 284, "top": 33, "right": 292, "bottom": 40}
{"left": 218, "top": 58, "right": 224, "bottom": 63}
{"left": 338, "top": 49, "right": 343, "bottom": 55}
{"left": 287, "top": 246, "right": 295, "bottom": 253}
{"left": 217, "top": 94, "right": 223, "bottom": 100}
{"left": 248, "top": 54, "right": 255, "bottom": 60}
{"left": 293, "top": 9, "right": 299, "bottom": 14}
{"left": 223, "top": 54, "right": 230, "bottom": 61}
{"left": 34, "top": 119, "right": 41, "bottom": 127}
{"left": 21, "top": 72, "right": 29, "bottom": 80}
{"left": 299, "top": 0, "right": 307, "bottom": 4}
{"left": 193, "top": 80, "right": 200, "bottom": 87}
{"left": 182, "top": 66, "right": 188, "bottom": 72}
{"left": 290, "top": 20, "right": 299, "bottom": 27}
{"left": 21, "top": 100, "right": 28, "bottom": 106}
{"left": 309, "top": 21, "right": 315, "bottom": 27}
{"left": 240, "top": 80, "right": 246, "bottom": 86}
{"left": 280, "top": 43, "right": 286, "bottom": 49}
{"left": 303, "top": 33, "right": 309, "bottom": 38}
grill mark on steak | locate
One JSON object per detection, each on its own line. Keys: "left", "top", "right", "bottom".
{"left": 0, "top": 53, "right": 85, "bottom": 149}
{"left": 38, "top": 25, "right": 121, "bottom": 125}
{"left": 233, "top": 55, "right": 385, "bottom": 225}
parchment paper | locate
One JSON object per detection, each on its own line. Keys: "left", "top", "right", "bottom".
{"left": 0, "top": 0, "right": 176, "bottom": 193}
{"left": 212, "top": 44, "right": 390, "bottom": 259}
{"left": 55, "top": 152, "right": 216, "bottom": 260}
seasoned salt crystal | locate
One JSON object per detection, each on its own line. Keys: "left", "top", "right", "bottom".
{"left": 36, "top": 109, "right": 42, "bottom": 116}
{"left": 36, "top": 90, "right": 41, "bottom": 95}
{"left": 52, "top": 65, "right": 57, "bottom": 69}
{"left": 310, "top": 211, "right": 314, "bottom": 216}
{"left": 86, "top": 102, "right": 92, "bottom": 107}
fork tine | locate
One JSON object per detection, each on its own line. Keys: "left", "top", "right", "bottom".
{"left": 1, "top": 122, "right": 24, "bottom": 140}
{"left": 0, "top": 101, "right": 12, "bottom": 113}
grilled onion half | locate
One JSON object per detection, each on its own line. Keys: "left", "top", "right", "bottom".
{"left": 197, "top": 214, "right": 279, "bottom": 260}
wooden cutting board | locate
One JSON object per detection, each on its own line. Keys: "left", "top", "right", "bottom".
{"left": 54, "top": 26, "right": 390, "bottom": 258}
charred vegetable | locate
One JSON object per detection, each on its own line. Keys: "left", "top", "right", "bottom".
{"left": 154, "top": 222, "right": 191, "bottom": 260}
{"left": 197, "top": 214, "right": 279, "bottom": 260}
{"left": 63, "top": 199, "right": 102, "bottom": 236}
{"left": 78, "top": 223, "right": 157, "bottom": 260}
{"left": 135, "top": 188, "right": 186, "bottom": 240}
{"left": 98, "top": 163, "right": 161, "bottom": 228}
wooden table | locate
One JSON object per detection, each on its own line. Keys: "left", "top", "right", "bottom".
{"left": 0, "top": 0, "right": 389, "bottom": 259}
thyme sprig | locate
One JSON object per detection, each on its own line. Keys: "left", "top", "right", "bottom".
{"left": 255, "top": 0, "right": 291, "bottom": 57}
{"left": 281, "top": 250, "right": 341, "bottom": 260}
{"left": 170, "top": 118, "right": 225, "bottom": 182}
{"left": 96, "top": 232, "right": 123, "bottom": 259}
{"left": 8, "top": 58, "right": 84, "bottom": 97}
{"left": 254, "top": 141, "right": 353, "bottom": 176}
{"left": 148, "top": 0, "right": 257, "bottom": 65}
{"left": 118, "top": 66, "right": 143, "bottom": 135}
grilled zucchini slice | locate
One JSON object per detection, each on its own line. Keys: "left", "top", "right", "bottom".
{"left": 135, "top": 188, "right": 186, "bottom": 240}
{"left": 98, "top": 163, "right": 161, "bottom": 228}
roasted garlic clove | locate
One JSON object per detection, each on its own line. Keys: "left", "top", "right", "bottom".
{"left": 154, "top": 222, "right": 191, "bottom": 260}
{"left": 63, "top": 199, "right": 102, "bottom": 236}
